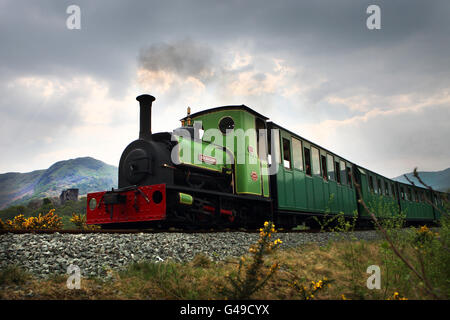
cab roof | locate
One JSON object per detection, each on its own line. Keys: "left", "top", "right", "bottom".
{"left": 180, "top": 105, "right": 269, "bottom": 121}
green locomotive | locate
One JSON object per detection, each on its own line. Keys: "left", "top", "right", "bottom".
{"left": 87, "top": 94, "right": 447, "bottom": 228}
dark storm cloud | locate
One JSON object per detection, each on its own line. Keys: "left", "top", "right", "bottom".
{"left": 1, "top": 0, "right": 448, "bottom": 94}
{"left": 138, "top": 40, "right": 216, "bottom": 81}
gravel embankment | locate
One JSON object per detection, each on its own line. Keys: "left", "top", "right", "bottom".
{"left": 0, "top": 231, "right": 381, "bottom": 278}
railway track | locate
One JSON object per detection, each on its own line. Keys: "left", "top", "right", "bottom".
{"left": 0, "top": 224, "right": 382, "bottom": 234}
{"left": 0, "top": 227, "right": 324, "bottom": 235}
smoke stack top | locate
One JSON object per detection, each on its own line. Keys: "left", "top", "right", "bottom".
{"left": 136, "top": 94, "right": 156, "bottom": 140}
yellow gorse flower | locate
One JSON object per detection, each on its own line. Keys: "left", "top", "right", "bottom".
{"left": 388, "top": 291, "right": 408, "bottom": 300}
{"left": 4, "top": 209, "right": 62, "bottom": 230}
{"left": 419, "top": 226, "right": 429, "bottom": 233}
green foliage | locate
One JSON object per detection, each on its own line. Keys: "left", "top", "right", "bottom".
{"left": 119, "top": 261, "right": 199, "bottom": 299}
{"left": 0, "top": 265, "right": 31, "bottom": 285}
{"left": 317, "top": 209, "right": 370, "bottom": 299}
{"left": 121, "top": 261, "right": 179, "bottom": 282}
{"left": 191, "top": 253, "right": 212, "bottom": 268}
{"left": 338, "top": 190, "right": 450, "bottom": 299}
{"left": 220, "top": 221, "right": 281, "bottom": 299}
{"left": 367, "top": 196, "right": 402, "bottom": 220}
{"left": 70, "top": 212, "right": 100, "bottom": 230}
{"left": 289, "top": 278, "right": 333, "bottom": 300}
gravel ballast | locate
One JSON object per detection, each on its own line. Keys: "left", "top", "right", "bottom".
{"left": 0, "top": 231, "right": 381, "bottom": 278}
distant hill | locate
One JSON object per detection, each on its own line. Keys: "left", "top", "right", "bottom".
{"left": 0, "top": 157, "right": 118, "bottom": 209}
{"left": 392, "top": 168, "right": 450, "bottom": 192}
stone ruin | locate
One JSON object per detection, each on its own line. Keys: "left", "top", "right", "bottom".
{"left": 60, "top": 188, "right": 79, "bottom": 205}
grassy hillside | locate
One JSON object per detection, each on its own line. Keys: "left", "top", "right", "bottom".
{"left": 0, "top": 157, "right": 118, "bottom": 209}
{"left": 393, "top": 168, "right": 450, "bottom": 192}
{"left": 0, "top": 170, "right": 45, "bottom": 210}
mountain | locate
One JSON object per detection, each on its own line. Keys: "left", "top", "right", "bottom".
{"left": 0, "top": 157, "right": 118, "bottom": 209}
{"left": 392, "top": 168, "right": 450, "bottom": 192}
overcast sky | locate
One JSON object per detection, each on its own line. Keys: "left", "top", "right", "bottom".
{"left": 0, "top": 0, "right": 449, "bottom": 178}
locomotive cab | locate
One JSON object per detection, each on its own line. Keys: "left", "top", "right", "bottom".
{"left": 179, "top": 106, "right": 271, "bottom": 198}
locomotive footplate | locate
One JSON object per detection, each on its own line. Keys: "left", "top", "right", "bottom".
{"left": 86, "top": 184, "right": 166, "bottom": 225}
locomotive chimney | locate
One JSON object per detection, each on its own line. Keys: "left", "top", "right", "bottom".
{"left": 136, "top": 94, "right": 156, "bottom": 140}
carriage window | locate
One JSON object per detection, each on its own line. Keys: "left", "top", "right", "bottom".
{"left": 292, "top": 138, "right": 303, "bottom": 171}
{"left": 400, "top": 187, "right": 405, "bottom": 200}
{"left": 268, "top": 131, "right": 281, "bottom": 165}
{"left": 385, "top": 181, "right": 389, "bottom": 196}
{"left": 321, "top": 155, "right": 328, "bottom": 180}
{"left": 391, "top": 184, "right": 396, "bottom": 199}
{"left": 414, "top": 190, "right": 419, "bottom": 202}
{"left": 327, "top": 154, "right": 334, "bottom": 181}
{"left": 335, "top": 161, "right": 341, "bottom": 183}
{"left": 311, "top": 147, "right": 321, "bottom": 177}
{"left": 377, "top": 178, "right": 382, "bottom": 195}
{"left": 347, "top": 166, "right": 352, "bottom": 188}
{"left": 340, "top": 161, "right": 347, "bottom": 185}
{"left": 282, "top": 138, "right": 291, "bottom": 169}
{"left": 304, "top": 147, "right": 311, "bottom": 176}
{"left": 369, "top": 176, "right": 374, "bottom": 193}
{"left": 374, "top": 177, "right": 379, "bottom": 194}
{"left": 269, "top": 131, "right": 281, "bottom": 165}
{"left": 320, "top": 154, "right": 334, "bottom": 180}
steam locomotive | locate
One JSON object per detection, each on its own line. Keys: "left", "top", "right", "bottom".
{"left": 86, "top": 94, "right": 446, "bottom": 229}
